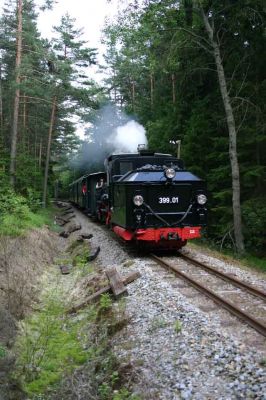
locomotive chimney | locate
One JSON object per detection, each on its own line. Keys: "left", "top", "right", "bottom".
{"left": 137, "top": 144, "right": 155, "bottom": 156}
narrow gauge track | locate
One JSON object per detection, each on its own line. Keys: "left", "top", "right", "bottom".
{"left": 151, "top": 254, "right": 266, "bottom": 337}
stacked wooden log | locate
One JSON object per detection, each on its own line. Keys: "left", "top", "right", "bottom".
{"left": 67, "top": 269, "right": 140, "bottom": 314}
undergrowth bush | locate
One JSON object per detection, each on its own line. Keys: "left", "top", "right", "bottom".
{"left": 14, "top": 251, "right": 138, "bottom": 399}
{"left": 0, "top": 344, "right": 6, "bottom": 358}
{"left": 0, "top": 186, "right": 53, "bottom": 236}
{"left": 26, "top": 188, "right": 42, "bottom": 212}
{"left": 242, "top": 198, "right": 266, "bottom": 254}
{"left": 15, "top": 290, "right": 88, "bottom": 395}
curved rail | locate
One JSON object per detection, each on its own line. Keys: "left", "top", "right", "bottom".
{"left": 151, "top": 254, "right": 266, "bottom": 337}
{"left": 179, "top": 253, "right": 266, "bottom": 301}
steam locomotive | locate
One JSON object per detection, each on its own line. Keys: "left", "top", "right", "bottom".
{"left": 69, "top": 148, "right": 207, "bottom": 250}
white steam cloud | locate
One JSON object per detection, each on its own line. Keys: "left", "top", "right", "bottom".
{"left": 109, "top": 120, "right": 147, "bottom": 153}
{"left": 71, "top": 104, "right": 148, "bottom": 173}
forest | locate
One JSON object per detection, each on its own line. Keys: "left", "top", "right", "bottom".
{"left": 0, "top": 0, "right": 265, "bottom": 256}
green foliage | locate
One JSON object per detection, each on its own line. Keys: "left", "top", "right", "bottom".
{"left": 0, "top": 186, "right": 27, "bottom": 216}
{"left": 99, "top": 294, "right": 113, "bottom": 312}
{"left": 71, "top": 244, "right": 94, "bottom": 276}
{"left": 13, "top": 249, "right": 136, "bottom": 399}
{"left": 113, "top": 388, "right": 141, "bottom": 400}
{"left": 102, "top": 0, "right": 266, "bottom": 254}
{"left": 0, "top": 192, "right": 54, "bottom": 236}
{"left": 0, "top": 1, "right": 101, "bottom": 206}
{"left": 259, "top": 358, "right": 266, "bottom": 367}
{"left": 242, "top": 198, "right": 266, "bottom": 254}
{"left": 174, "top": 320, "right": 182, "bottom": 333}
{"left": 0, "top": 181, "right": 55, "bottom": 236}
{"left": 99, "top": 383, "right": 140, "bottom": 400}
{"left": 148, "top": 318, "right": 168, "bottom": 333}
{"left": 241, "top": 254, "right": 266, "bottom": 273}
{"left": 73, "top": 251, "right": 89, "bottom": 267}
{"left": 26, "top": 189, "right": 42, "bottom": 212}
{"left": 0, "top": 345, "right": 6, "bottom": 358}
{"left": 15, "top": 292, "right": 87, "bottom": 395}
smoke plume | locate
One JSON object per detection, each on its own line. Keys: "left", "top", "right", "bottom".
{"left": 108, "top": 120, "right": 147, "bottom": 153}
{"left": 71, "top": 104, "right": 147, "bottom": 174}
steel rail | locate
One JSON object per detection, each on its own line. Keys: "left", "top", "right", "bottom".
{"left": 151, "top": 254, "right": 266, "bottom": 337}
{"left": 179, "top": 253, "right": 266, "bottom": 301}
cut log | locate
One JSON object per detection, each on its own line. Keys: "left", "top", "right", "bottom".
{"left": 67, "top": 271, "right": 141, "bottom": 314}
{"left": 87, "top": 246, "right": 100, "bottom": 261}
{"left": 56, "top": 219, "right": 67, "bottom": 227}
{"left": 62, "top": 209, "right": 74, "bottom": 215}
{"left": 81, "top": 233, "right": 93, "bottom": 240}
{"left": 56, "top": 201, "right": 69, "bottom": 208}
{"left": 59, "top": 222, "right": 81, "bottom": 238}
{"left": 55, "top": 216, "right": 68, "bottom": 226}
{"left": 76, "top": 233, "right": 93, "bottom": 243}
{"left": 106, "top": 267, "right": 127, "bottom": 298}
{"left": 60, "top": 264, "right": 72, "bottom": 274}
{"left": 66, "top": 214, "right": 75, "bottom": 220}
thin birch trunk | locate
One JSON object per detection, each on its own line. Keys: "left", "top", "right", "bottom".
{"left": 150, "top": 74, "right": 154, "bottom": 107}
{"left": 172, "top": 73, "right": 176, "bottom": 104}
{"left": 38, "top": 138, "right": 42, "bottom": 169}
{"left": 0, "top": 64, "right": 3, "bottom": 133}
{"left": 132, "top": 81, "right": 135, "bottom": 112}
{"left": 10, "top": 0, "right": 23, "bottom": 187}
{"left": 42, "top": 96, "right": 57, "bottom": 208}
{"left": 200, "top": 7, "right": 245, "bottom": 254}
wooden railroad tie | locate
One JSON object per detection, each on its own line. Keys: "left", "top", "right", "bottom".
{"left": 67, "top": 269, "right": 140, "bottom": 314}
{"left": 105, "top": 267, "right": 128, "bottom": 298}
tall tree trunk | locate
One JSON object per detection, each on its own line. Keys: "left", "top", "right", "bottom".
{"left": 172, "top": 73, "right": 176, "bottom": 104}
{"left": 10, "top": 0, "right": 23, "bottom": 187}
{"left": 150, "top": 73, "right": 154, "bottom": 107}
{"left": 42, "top": 96, "right": 57, "bottom": 208}
{"left": 132, "top": 81, "right": 135, "bottom": 112}
{"left": 0, "top": 64, "right": 3, "bottom": 133}
{"left": 38, "top": 138, "right": 42, "bottom": 169}
{"left": 200, "top": 7, "right": 245, "bottom": 254}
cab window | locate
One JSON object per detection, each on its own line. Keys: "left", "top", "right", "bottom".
{"left": 120, "top": 161, "right": 133, "bottom": 175}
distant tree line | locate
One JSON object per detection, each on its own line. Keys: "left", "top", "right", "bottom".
{"left": 0, "top": 0, "right": 101, "bottom": 207}
{"left": 0, "top": 0, "right": 265, "bottom": 255}
{"left": 102, "top": 0, "right": 266, "bottom": 254}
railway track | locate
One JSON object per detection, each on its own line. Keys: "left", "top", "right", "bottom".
{"left": 151, "top": 253, "right": 266, "bottom": 337}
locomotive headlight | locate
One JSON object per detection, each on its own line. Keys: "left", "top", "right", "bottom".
{"left": 165, "top": 168, "right": 176, "bottom": 180}
{"left": 133, "top": 195, "right": 144, "bottom": 206}
{"left": 197, "top": 194, "right": 207, "bottom": 205}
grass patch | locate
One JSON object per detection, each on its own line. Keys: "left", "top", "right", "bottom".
{"left": 14, "top": 245, "right": 138, "bottom": 399}
{"left": 148, "top": 318, "right": 168, "bottom": 333}
{"left": 0, "top": 344, "right": 6, "bottom": 358}
{"left": 0, "top": 206, "right": 57, "bottom": 237}
{"left": 174, "top": 320, "right": 182, "bottom": 333}
{"left": 71, "top": 242, "right": 94, "bottom": 276}
{"left": 14, "top": 290, "right": 88, "bottom": 396}
{"left": 190, "top": 241, "right": 266, "bottom": 273}
{"left": 240, "top": 254, "right": 266, "bottom": 273}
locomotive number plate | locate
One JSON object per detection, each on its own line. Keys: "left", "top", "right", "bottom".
{"left": 158, "top": 196, "right": 179, "bottom": 204}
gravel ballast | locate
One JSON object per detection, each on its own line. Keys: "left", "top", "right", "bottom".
{"left": 73, "top": 209, "right": 266, "bottom": 400}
